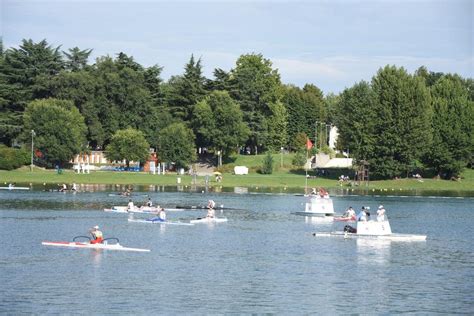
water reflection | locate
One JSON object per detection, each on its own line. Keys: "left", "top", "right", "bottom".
{"left": 304, "top": 216, "right": 333, "bottom": 226}
{"left": 356, "top": 238, "right": 392, "bottom": 265}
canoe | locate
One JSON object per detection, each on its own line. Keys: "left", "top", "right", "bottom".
{"left": 190, "top": 217, "right": 228, "bottom": 224}
{"left": 42, "top": 241, "right": 150, "bottom": 252}
{"left": 128, "top": 218, "right": 194, "bottom": 226}
{"left": 0, "top": 186, "right": 30, "bottom": 190}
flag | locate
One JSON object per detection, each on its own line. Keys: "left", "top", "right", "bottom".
{"left": 306, "top": 139, "right": 313, "bottom": 150}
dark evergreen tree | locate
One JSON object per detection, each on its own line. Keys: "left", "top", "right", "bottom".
{"left": 165, "top": 55, "right": 206, "bottom": 122}
{"left": 63, "top": 47, "right": 92, "bottom": 72}
{"left": 0, "top": 39, "right": 64, "bottom": 144}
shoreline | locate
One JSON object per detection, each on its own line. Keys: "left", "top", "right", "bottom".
{"left": 1, "top": 169, "right": 473, "bottom": 197}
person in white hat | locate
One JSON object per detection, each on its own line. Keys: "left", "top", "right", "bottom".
{"left": 89, "top": 225, "right": 103, "bottom": 244}
{"left": 377, "top": 205, "right": 386, "bottom": 222}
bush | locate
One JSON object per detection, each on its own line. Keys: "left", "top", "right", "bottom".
{"left": 292, "top": 150, "right": 306, "bottom": 168}
{"left": 0, "top": 145, "right": 30, "bottom": 170}
{"left": 261, "top": 152, "right": 274, "bottom": 174}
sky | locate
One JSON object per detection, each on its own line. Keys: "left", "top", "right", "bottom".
{"left": 1, "top": 0, "right": 473, "bottom": 94}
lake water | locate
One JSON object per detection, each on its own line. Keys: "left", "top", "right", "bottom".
{"left": 0, "top": 188, "right": 473, "bottom": 314}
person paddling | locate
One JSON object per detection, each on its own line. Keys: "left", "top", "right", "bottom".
{"left": 89, "top": 225, "right": 103, "bottom": 244}
{"left": 127, "top": 199, "right": 135, "bottom": 212}
{"left": 153, "top": 208, "right": 167, "bottom": 222}
{"left": 206, "top": 199, "right": 216, "bottom": 218}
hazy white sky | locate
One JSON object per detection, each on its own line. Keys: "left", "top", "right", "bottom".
{"left": 2, "top": 0, "right": 472, "bottom": 93}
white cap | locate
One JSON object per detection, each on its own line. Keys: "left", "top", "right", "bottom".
{"left": 379, "top": 205, "right": 384, "bottom": 209}
{"left": 94, "top": 225, "right": 99, "bottom": 229}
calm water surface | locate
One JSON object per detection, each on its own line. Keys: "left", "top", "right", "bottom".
{"left": 0, "top": 188, "right": 473, "bottom": 314}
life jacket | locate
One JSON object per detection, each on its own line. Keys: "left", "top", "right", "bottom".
{"left": 91, "top": 230, "right": 103, "bottom": 243}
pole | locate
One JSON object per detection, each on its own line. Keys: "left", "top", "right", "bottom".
{"left": 280, "top": 147, "right": 283, "bottom": 168}
{"left": 30, "top": 130, "right": 35, "bottom": 172}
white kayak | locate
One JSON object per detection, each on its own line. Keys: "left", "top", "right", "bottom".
{"left": 0, "top": 186, "right": 30, "bottom": 190}
{"left": 104, "top": 206, "right": 183, "bottom": 213}
{"left": 190, "top": 217, "right": 228, "bottom": 224}
{"left": 42, "top": 241, "right": 150, "bottom": 252}
{"left": 128, "top": 218, "right": 194, "bottom": 226}
{"left": 106, "top": 206, "right": 159, "bottom": 213}
{"left": 313, "top": 220, "right": 426, "bottom": 242}
{"left": 313, "top": 232, "right": 427, "bottom": 241}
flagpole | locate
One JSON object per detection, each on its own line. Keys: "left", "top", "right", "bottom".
{"left": 305, "top": 147, "right": 308, "bottom": 195}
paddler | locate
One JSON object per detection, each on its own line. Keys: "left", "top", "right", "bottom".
{"left": 127, "top": 199, "right": 135, "bottom": 212}
{"left": 377, "top": 205, "right": 386, "bottom": 222}
{"left": 343, "top": 206, "right": 356, "bottom": 219}
{"left": 206, "top": 199, "right": 216, "bottom": 218}
{"left": 89, "top": 225, "right": 103, "bottom": 244}
{"left": 357, "top": 206, "right": 368, "bottom": 222}
{"left": 149, "top": 208, "right": 166, "bottom": 222}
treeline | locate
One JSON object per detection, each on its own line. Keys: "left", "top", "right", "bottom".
{"left": 0, "top": 39, "right": 472, "bottom": 178}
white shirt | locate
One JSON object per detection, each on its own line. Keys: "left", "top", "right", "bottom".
{"left": 377, "top": 208, "right": 386, "bottom": 222}
{"left": 207, "top": 208, "right": 215, "bottom": 218}
{"left": 357, "top": 210, "right": 367, "bottom": 221}
{"left": 158, "top": 210, "right": 166, "bottom": 221}
{"left": 127, "top": 201, "right": 135, "bottom": 211}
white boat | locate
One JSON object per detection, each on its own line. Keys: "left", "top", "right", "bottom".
{"left": 0, "top": 186, "right": 30, "bottom": 190}
{"left": 293, "top": 195, "right": 335, "bottom": 218}
{"left": 104, "top": 206, "right": 183, "bottom": 213}
{"left": 190, "top": 217, "right": 228, "bottom": 224}
{"left": 42, "top": 240, "right": 150, "bottom": 252}
{"left": 313, "top": 219, "right": 427, "bottom": 241}
{"left": 128, "top": 218, "right": 194, "bottom": 226}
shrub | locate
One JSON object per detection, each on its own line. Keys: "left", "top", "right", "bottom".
{"left": 0, "top": 145, "right": 30, "bottom": 170}
{"left": 261, "top": 152, "right": 274, "bottom": 174}
{"left": 292, "top": 150, "right": 306, "bottom": 168}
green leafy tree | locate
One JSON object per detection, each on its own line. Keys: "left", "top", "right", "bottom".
{"left": 261, "top": 151, "right": 274, "bottom": 174}
{"left": 192, "top": 91, "right": 249, "bottom": 158}
{"left": 282, "top": 84, "right": 326, "bottom": 150}
{"left": 292, "top": 150, "right": 306, "bottom": 168}
{"left": 22, "top": 98, "right": 87, "bottom": 166}
{"left": 292, "top": 132, "right": 308, "bottom": 151}
{"left": 105, "top": 128, "right": 150, "bottom": 168}
{"left": 0, "top": 145, "right": 29, "bottom": 170}
{"left": 333, "top": 81, "right": 377, "bottom": 160}
{"left": 49, "top": 70, "right": 105, "bottom": 147}
{"left": 210, "top": 91, "right": 249, "bottom": 157}
{"left": 229, "top": 53, "right": 282, "bottom": 153}
{"left": 423, "top": 75, "right": 473, "bottom": 178}
{"left": 371, "top": 65, "right": 432, "bottom": 178}
{"left": 157, "top": 122, "right": 196, "bottom": 169}
{"left": 266, "top": 101, "right": 288, "bottom": 151}
{"left": 192, "top": 98, "right": 215, "bottom": 149}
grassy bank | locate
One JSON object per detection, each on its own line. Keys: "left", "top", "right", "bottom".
{"left": 1, "top": 167, "right": 473, "bottom": 193}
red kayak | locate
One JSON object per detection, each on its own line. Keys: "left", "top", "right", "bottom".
{"left": 333, "top": 215, "right": 356, "bottom": 222}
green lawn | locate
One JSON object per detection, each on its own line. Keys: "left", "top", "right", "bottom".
{"left": 0, "top": 166, "right": 473, "bottom": 193}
